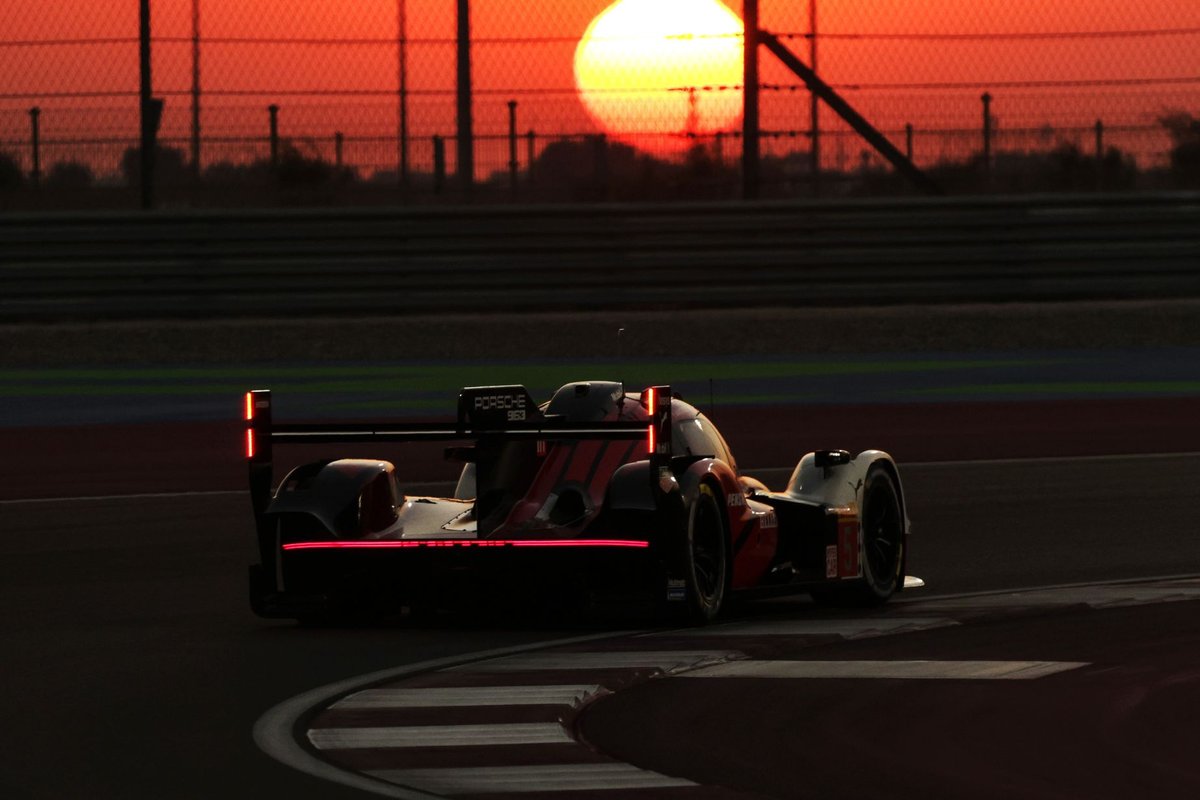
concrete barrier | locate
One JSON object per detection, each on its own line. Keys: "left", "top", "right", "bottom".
{"left": 3, "top": 192, "right": 1198, "bottom": 321}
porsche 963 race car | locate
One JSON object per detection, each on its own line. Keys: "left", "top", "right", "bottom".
{"left": 245, "top": 381, "right": 909, "bottom": 622}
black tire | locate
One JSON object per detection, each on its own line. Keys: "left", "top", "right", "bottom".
{"left": 684, "top": 483, "right": 730, "bottom": 623}
{"left": 811, "top": 465, "right": 904, "bottom": 608}
{"left": 853, "top": 465, "right": 905, "bottom": 605}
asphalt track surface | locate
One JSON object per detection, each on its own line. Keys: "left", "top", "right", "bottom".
{"left": 2, "top": 401, "right": 1199, "bottom": 799}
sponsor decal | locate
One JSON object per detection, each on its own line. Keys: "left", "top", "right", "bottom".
{"left": 760, "top": 510, "right": 778, "bottom": 530}
{"left": 825, "top": 545, "right": 838, "bottom": 578}
{"left": 667, "top": 578, "right": 687, "bottom": 602}
{"left": 727, "top": 492, "right": 746, "bottom": 508}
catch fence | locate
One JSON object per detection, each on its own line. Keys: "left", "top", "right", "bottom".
{"left": 1, "top": 1, "right": 1198, "bottom": 208}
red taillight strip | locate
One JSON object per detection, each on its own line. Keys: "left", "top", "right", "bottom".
{"left": 246, "top": 428, "right": 255, "bottom": 459}
{"left": 282, "top": 539, "right": 650, "bottom": 551}
{"left": 244, "top": 392, "right": 254, "bottom": 421}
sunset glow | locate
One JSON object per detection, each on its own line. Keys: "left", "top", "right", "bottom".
{"left": 573, "top": 0, "right": 744, "bottom": 151}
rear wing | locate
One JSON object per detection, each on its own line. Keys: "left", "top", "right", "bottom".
{"left": 245, "top": 384, "right": 672, "bottom": 516}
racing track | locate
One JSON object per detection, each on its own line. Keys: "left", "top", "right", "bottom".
{"left": 1, "top": 404, "right": 1199, "bottom": 798}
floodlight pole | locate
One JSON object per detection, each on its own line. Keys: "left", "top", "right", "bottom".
{"left": 742, "top": 0, "right": 759, "bottom": 200}
{"left": 191, "top": 0, "right": 202, "bottom": 181}
{"left": 139, "top": 0, "right": 155, "bottom": 209}
{"left": 456, "top": 0, "right": 474, "bottom": 193}
{"left": 809, "top": 0, "right": 820, "bottom": 195}
{"left": 397, "top": 0, "right": 409, "bottom": 189}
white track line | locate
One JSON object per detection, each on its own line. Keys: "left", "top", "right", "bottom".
{"left": 903, "top": 586, "right": 1200, "bottom": 612}
{"left": 253, "top": 632, "right": 636, "bottom": 800}
{"left": 332, "top": 685, "right": 600, "bottom": 710}
{"left": 308, "top": 723, "right": 572, "bottom": 750}
{"left": 681, "top": 660, "right": 1090, "bottom": 681}
{"left": 367, "top": 764, "right": 695, "bottom": 794}
{"left": 649, "top": 617, "right": 956, "bottom": 639}
{"left": 450, "top": 650, "right": 742, "bottom": 672}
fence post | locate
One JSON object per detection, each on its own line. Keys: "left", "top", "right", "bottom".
{"left": 507, "top": 100, "right": 518, "bottom": 196}
{"left": 268, "top": 104, "right": 280, "bottom": 169}
{"left": 335, "top": 132, "right": 344, "bottom": 170}
{"left": 433, "top": 135, "right": 445, "bottom": 194}
{"left": 981, "top": 92, "right": 993, "bottom": 187}
{"left": 29, "top": 107, "right": 41, "bottom": 187}
{"left": 905, "top": 123, "right": 913, "bottom": 162}
{"left": 594, "top": 133, "right": 608, "bottom": 197}
{"left": 526, "top": 130, "right": 536, "bottom": 187}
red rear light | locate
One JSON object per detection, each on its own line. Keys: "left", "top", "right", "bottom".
{"left": 244, "top": 392, "right": 254, "bottom": 421}
{"left": 246, "top": 428, "right": 255, "bottom": 459}
{"left": 645, "top": 387, "right": 657, "bottom": 454}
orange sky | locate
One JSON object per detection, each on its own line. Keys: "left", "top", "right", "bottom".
{"left": 2, "top": 0, "right": 1198, "bottom": 172}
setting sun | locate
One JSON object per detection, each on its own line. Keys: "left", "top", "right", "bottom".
{"left": 573, "top": 0, "right": 744, "bottom": 151}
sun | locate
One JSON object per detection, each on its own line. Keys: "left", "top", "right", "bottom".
{"left": 573, "top": 0, "right": 744, "bottom": 153}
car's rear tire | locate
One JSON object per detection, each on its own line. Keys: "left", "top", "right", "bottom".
{"left": 684, "top": 482, "right": 729, "bottom": 624}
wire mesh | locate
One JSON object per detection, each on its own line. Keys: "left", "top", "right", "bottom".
{"left": 1, "top": 0, "right": 1198, "bottom": 208}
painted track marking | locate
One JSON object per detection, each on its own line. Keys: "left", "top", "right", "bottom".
{"left": 308, "top": 723, "right": 574, "bottom": 750}
{"left": 332, "top": 685, "right": 601, "bottom": 709}
{"left": 366, "top": 764, "right": 696, "bottom": 794}
{"left": 680, "top": 659, "right": 1090, "bottom": 681}
{"left": 450, "top": 650, "right": 742, "bottom": 672}
{"left": 650, "top": 617, "right": 957, "bottom": 638}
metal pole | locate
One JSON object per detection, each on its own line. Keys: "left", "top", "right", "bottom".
{"left": 594, "top": 133, "right": 608, "bottom": 196}
{"left": 139, "top": 0, "right": 155, "bottom": 209}
{"left": 396, "top": 0, "right": 409, "bottom": 188}
{"left": 268, "top": 104, "right": 280, "bottom": 169}
{"left": 760, "top": 33, "right": 941, "bottom": 195}
{"left": 456, "top": 0, "right": 474, "bottom": 192}
{"left": 190, "top": 0, "right": 202, "bottom": 181}
{"left": 507, "top": 100, "right": 518, "bottom": 196}
{"left": 981, "top": 92, "right": 992, "bottom": 185}
{"left": 526, "top": 130, "right": 535, "bottom": 186}
{"left": 742, "top": 0, "right": 759, "bottom": 200}
{"left": 29, "top": 107, "right": 41, "bottom": 186}
{"left": 809, "top": 0, "right": 820, "bottom": 196}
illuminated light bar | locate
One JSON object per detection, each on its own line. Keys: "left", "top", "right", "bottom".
{"left": 645, "top": 386, "right": 657, "bottom": 454}
{"left": 246, "top": 428, "right": 255, "bottom": 460}
{"left": 244, "top": 392, "right": 254, "bottom": 421}
{"left": 282, "top": 539, "right": 650, "bottom": 551}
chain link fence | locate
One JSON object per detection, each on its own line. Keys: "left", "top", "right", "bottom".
{"left": 1, "top": 0, "right": 1198, "bottom": 209}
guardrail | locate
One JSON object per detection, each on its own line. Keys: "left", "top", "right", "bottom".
{"left": 2, "top": 193, "right": 1198, "bottom": 322}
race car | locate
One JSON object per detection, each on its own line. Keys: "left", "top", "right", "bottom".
{"left": 245, "top": 381, "right": 909, "bottom": 623}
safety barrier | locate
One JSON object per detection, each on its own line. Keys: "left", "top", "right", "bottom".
{"left": 2, "top": 192, "right": 1198, "bottom": 321}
